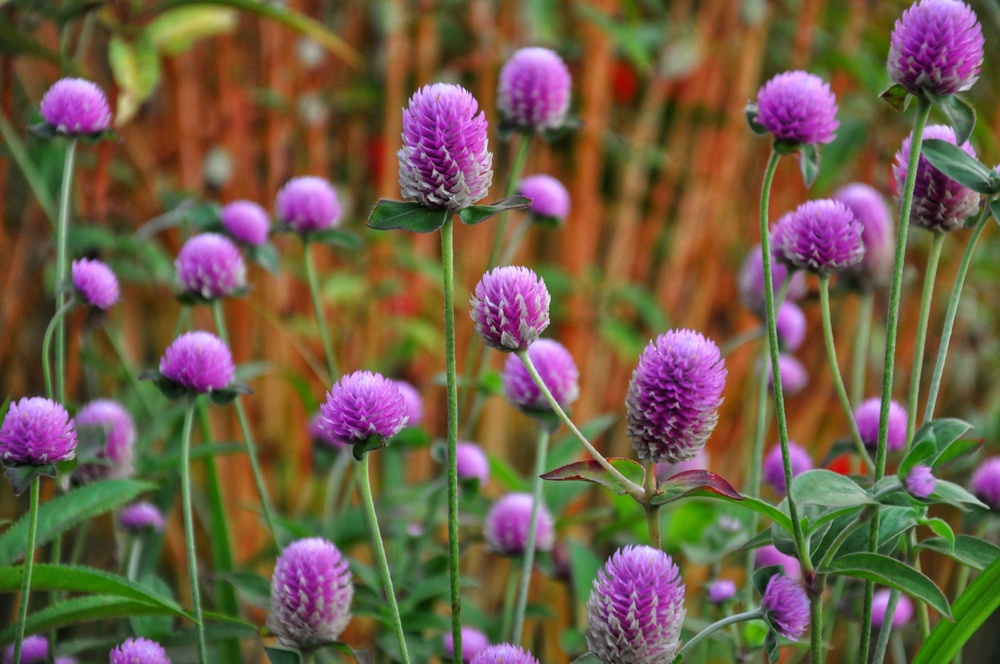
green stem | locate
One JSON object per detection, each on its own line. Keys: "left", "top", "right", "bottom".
{"left": 126, "top": 539, "right": 143, "bottom": 582}
{"left": 923, "top": 209, "right": 990, "bottom": 423}
{"left": 811, "top": 588, "right": 825, "bottom": 664}
{"left": 359, "top": 454, "right": 410, "bottom": 663}
{"left": 42, "top": 300, "right": 76, "bottom": 401}
{"left": 512, "top": 427, "right": 551, "bottom": 645}
{"left": 850, "top": 290, "right": 875, "bottom": 407}
{"left": 643, "top": 459, "right": 661, "bottom": 549}
{"left": 179, "top": 403, "right": 208, "bottom": 664}
{"left": 720, "top": 325, "right": 765, "bottom": 357}
{"left": 322, "top": 451, "right": 352, "bottom": 522}
{"left": 0, "top": 109, "right": 57, "bottom": 226}
{"left": 499, "top": 217, "right": 532, "bottom": 266}
{"left": 500, "top": 568, "right": 519, "bottom": 645}
{"left": 54, "top": 139, "right": 78, "bottom": 407}
{"left": 676, "top": 609, "right": 764, "bottom": 659}
{"left": 905, "top": 232, "right": 945, "bottom": 448}
{"left": 486, "top": 135, "right": 532, "bottom": 269}
{"left": 12, "top": 478, "right": 41, "bottom": 664}
{"left": 303, "top": 240, "right": 339, "bottom": 381}
{"left": 872, "top": 587, "right": 902, "bottom": 664}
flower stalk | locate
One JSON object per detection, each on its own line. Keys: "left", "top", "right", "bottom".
{"left": 179, "top": 401, "right": 208, "bottom": 664}
{"left": 904, "top": 231, "right": 945, "bottom": 448}
{"left": 11, "top": 477, "right": 41, "bottom": 664}
{"left": 676, "top": 609, "right": 764, "bottom": 659}
{"left": 512, "top": 426, "right": 551, "bottom": 644}
{"left": 53, "top": 138, "right": 78, "bottom": 406}
{"left": 303, "top": 239, "right": 339, "bottom": 381}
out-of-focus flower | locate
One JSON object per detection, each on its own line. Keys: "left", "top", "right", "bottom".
{"left": 392, "top": 380, "right": 424, "bottom": 427}
{"left": 74, "top": 399, "right": 135, "bottom": 482}
{"left": 971, "top": 456, "right": 1000, "bottom": 510}
{"left": 119, "top": 502, "right": 166, "bottom": 533}
{"left": 484, "top": 493, "right": 554, "bottom": 555}
{"left": 776, "top": 301, "right": 806, "bottom": 352}
{"left": 175, "top": 233, "right": 247, "bottom": 300}
{"left": 110, "top": 637, "right": 172, "bottom": 664}
{"left": 221, "top": 200, "right": 270, "bottom": 246}
{"left": 871, "top": 589, "right": 915, "bottom": 629}
{"left": 3, "top": 635, "right": 49, "bottom": 664}
{"left": 39, "top": 78, "right": 112, "bottom": 135}
{"left": 708, "top": 579, "right": 737, "bottom": 604}
{"left": 739, "top": 244, "right": 807, "bottom": 317}
{"left": 833, "top": 184, "right": 894, "bottom": 287}
{"left": 456, "top": 442, "right": 490, "bottom": 487}
{"left": 755, "top": 544, "right": 802, "bottom": 582}
{"left": 656, "top": 447, "right": 708, "bottom": 482}
{"left": 159, "top": 331, "right": 235, "bottom": 393}
{"left": 276, "top": 176, "right": 341, "bottom": 233}
{"left": 763, "top": 442, "right": 813, "bottom": 495}
{"left": 854, "top": 398, "right": 908, "bottom": 452}
{"left": 443, "top": 627, "right": 490, "bottom": 663}
{"left": 768, "top": 354, "right": 809, "bottom": 395}
{"left": 71, "top": 258, "right": 119, "bottom": 309}
{"left": 471, "top": 644, "right": 540, "bottom": 664}
{"left": 519, "top": 174, "right": 570, "bottom": 223}
{"left": 502, "top": 338, "right": 579, "bottom": 412}
{"left": 497, "top": 48, "right": 572, "bottom": 132}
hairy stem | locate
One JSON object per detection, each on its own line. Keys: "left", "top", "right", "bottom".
{"left": 812, "top": 588, "right": 825, "bottom": 664}
{"left": 512, "top": 427, "right": 550, "bottom": 644}
{"left": 905, "top": 231, "right": 945, "bottom": 448}
{"left": 42, "top": 300, "right": 76, "bottom": 401}
{"left": 12, "top": 478, "right": 41, "bottom": 664}
{"left": 303, "top": 240, "right": 339, "bottom": 381}
{"left": 180, "top": 403, "right": 208, "bottom": 664}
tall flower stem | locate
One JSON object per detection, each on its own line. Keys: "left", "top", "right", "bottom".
{"left": 486, "top": 135, "right": 532, "bottom": 269}
{"left": 904, "top": 231, "right": 945, "bottom": 447}
{"left": 54, "top": 139, "right": 78, "bottom": 406}
{"left": 303, "top": 240, "right": 339, "bottom": 381}
{"left": 675, "top": 609, "right": 764, "bottom": 659}
{"left": 179, "top": 402, "right": 208, "bottom": 664}
{"left": 643, "top": 460, "right": 661, "bottom": 549}
{"left": 811, "top": 589, "right": 825, "bottom": 664}
{"left": 12, "top": 477, "right": 41, "bottom": 664}
{"left": 851, "top": 290, "right": 875, "bottom": 406}
{"left": 358, "top": 454, "right": 410, "bottom": 663}
{"left": 859, "top": 96, "right": 932, "bottom": 664}
{"left": 512, "top": 426, "right": 551, "bottom": 644}
{"left": 42, "top": 299, "right": 76, "bottom": 400}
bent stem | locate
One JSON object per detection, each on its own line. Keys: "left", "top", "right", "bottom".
{"left": 675, "top": 609, "right": 764, "bottom": 659}
{"left": 12, "top": 477, "right": 41, "bottom": 664}
{"left": 303, "top": 240, "right": 339, "bottom": 381}
{"left": 54, "top": 139, "right": 78, "bottom": 406}
{"left": 904, "top": 231, "right": 945, "bottom": 449}
{"left": 42, "top": 299, "right": 76, "bottom": 400}
{"left": 179, "top": 402, "right": 208, "bottom": 664}
{"left": 512, "top": 427, "right": 551, "bottom": 644}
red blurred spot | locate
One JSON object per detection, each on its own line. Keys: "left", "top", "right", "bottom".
{"left": 611, "top": 60, "right": 639, "bottom": 105}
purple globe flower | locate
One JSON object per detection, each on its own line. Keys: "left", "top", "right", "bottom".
{"left": 519, "top": 174, "right": 570, "bottom": 223}
{"left": 471, "top": 644, "right": 540, "bottom": 664}
{"left": 392, "top": 379, "right": 424, "bottom": 427}
{"left": 319, "top": 371, "right": 408, "bottom": 444}
{"left": 776, "top": 301, "right": 806, "bottom": 352}
{"left": 470, "top": 266, "right": 550, "bottom": 352}
{"left": 833, "top": 184, "right": 895, "bottom": 287}
{"left": 3, "top": 635, "right": 48, "bottom": 664}
{"left": 221, "top": 200, "right": 270, "bottom": 246}
{"left": 888, "top": 0, "right": 984, "bottom": 97}
{"left": 894, "top": 124, "right": 980, "bottom": 232}
{"left": 625, "top": 329, "right": 727, "bottom": 464}
{"left": 39, "top": 78, "right": 112, "bottom": 135}
{"left": 755, "top": 544, "right": 802, "bottom": 582}
{"left": 738, "top": 245, "right": 807, "bottom": 317}
{"left": 586, "top": 545, "right": 686, "bottom": 663}
{"left": 763, "top": 442, "right": 813, "bottom": 495}
{"left": 497, "top": 47, "right": 572, "bottom": 132}
{"left": 175, "top": 233, "right": 247, "bottom": 300}
{"left": 656, "top": 447, "right": 708, "bottom": 482}
{"left": 267, "top": 537, "right": 354, "bottom": 648}
{"left": 119, "top": 501, "right": 166, "bottom": 533}
{"left": 443, "top": 627, "right": 490, "bottom": 663}
{"left": 761, "top": 574, "right": 810, "bottom": 641}
{"left": 456, "top": 442, "right": 490, "bottom": 487}
{"left": 971, "top": 457, "right": 1000, "bottom": 510}
{"left": 502, "top": 338, "right": 579, "bottom": 412}
{"left": 308, "top": 412, "right": 348, "bottom": 452}
{"left": 777, "top": 199, "right": 865, "bottom": 276}
{"left": 0, "top": 397, "right": 77, "bottom": 466}
{"left": 159, "top": 331, "right": 235, "bottom": 393}
{"left": 110, "top": 637, "right": 171, "bottom": 664}
{"left": 905, "top": 464, "right": 936, "bottom": 498}
{"left": 767, "top": 354, "right": 809, "bottom": 396}
{"left": 398, "top": 83, "right": 493, "bottom": 211}
{"left": 854, "top": 398, "right": 908, "bottom": 452}
{"left": 71, "top": 258, "right": 119, "bottom": 309}
{"left": 755, "top": 71, "right": 838, "bottom": 145}
{"left": 872, "top": 589, "right": 914, "bottom": 629}
{"left": 484, "top": 492, "right": 554, "bottom": 555}
{"left": 276, "top": 176, "right": 341, "bottom": 233}
{"left": 74, "top": 399, "right": 136, "bottom": 482}
{"left": 708, "top": 579, "right": 737, "bottom": 604}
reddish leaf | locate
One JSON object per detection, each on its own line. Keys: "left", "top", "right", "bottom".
{"left": 541, "top": 457, "right": 644, "bottom": 496}
{"left": 653, "top": 470, "right": 742, "bottom": 504}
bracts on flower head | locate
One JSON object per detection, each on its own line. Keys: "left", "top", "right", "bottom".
{"left": 0, "top": 397, "right": 77, "bottom": 468}
{"left": 775, "top": 199, "right": 865, "bottom": 276}
{"left": 470, "top": 266, "right": 551, "bottom": 352}
{"left": 753, "top": 70, "right": 838, "bottom": 146}
{"left": 38, "top": 77, "right": 112, "bottom": 136}
{"left": 471, "top": 644, "right": 540, "bottom": 664}
{"left": 319, "top": 370, "right": 408, "bottom": 458}
{"left": 71, "top": 258, "right": 120, "bottom": 309}
{"left": 110, "top": 637, "right": 172, "bottom": 664}
{"left": 761, "top": 574, "right": 810, "bottom": 641}
{"left": 175, "top": 233, "right": 248, "bottom": 301}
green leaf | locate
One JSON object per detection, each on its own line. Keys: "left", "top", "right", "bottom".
{"left": 247, "top": 242, "right": 280, "bottom": 274}
{"left": 365, "top": 199, "right": 449, "bottom": 233}
{"left": 457, "top": 195, "right": 531, "bottom": 226}
{"left": 899, "top": 438, "right": 937, "bottom": 479}
{"left": 991, "top": 199, "right": 1000, "bottom": 226}
{"left": 912, "top": 418, "right": 974, "bottom": 455}
{"left": 916, "top": 535, "right": 1000, "bottom": 572}
{"left": 352, "top": 435, "right": 386, "bottom": 461}
{"left": 0, "top": 596, "right": 174, "bottom": 645}
{"left": 566, "top": 540, "right": 602, "bottom": 607}
{"left": 919, "top": 517, "right": 955, "bottom": 551}
{"left": 921, "top": 139, "right": 998, "bottom": 195}
{"left": 571, "top": 653, "right": 602, "bottom": 664}
{"left": 753, "top": 565, "right": 782, "bottom": 596}
{"left": 540, "top": 457, "right": 643, "bottom": 496}
{"left": 692, "top": 493, "right": 794, "bottom": 534}
{"left": 3, "top": 465, "right": 56, "bottom": 496}
{"left": 265, "top": 647, "right": 301, "bottom": 664}
{"left": 937, "top": 94, "right": 976, "bottom": 146}
{"left": 880, "top": 83, "right": 911, "bottom": 112}
{"left": 145, "top": 5, "right": 238, "bottom": 55}
{"left": 791, "top": 470, "right": 875, "bottom": 508}
{"left": 745, "top": 102, "right": 767, "bottom": 135}
{"left": 798, "top": 143, "right": 820, "bottom": 188}
{"left": 209, "top": 383, "right": 252, "bottom": 406}
{"left": 823, "top": 552, "right": 951, "bottom": 619}
{"left": 308, "top": 228, "right": 363, "bottom": 250}
{"left": 650, "top": 470, "right": 742, "bottom": 505}
{"left": 108, "top": 34, "right": 161, "bottom": 124}
{"left": 930, "top": 479, "right": 987, "bottom": 511}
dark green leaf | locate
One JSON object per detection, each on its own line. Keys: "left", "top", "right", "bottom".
{"left": 879, "top": 83, "right": 911, "bottom": 112}
{"left": 308, "top": 228, "right": 363, "bottom": 249}
{"left": 3, "top": 465, "right": 55, "bottom": 496}
{"left": 937, "top": 94, "right": 976, "bottom": 145}
{"left": 991, "top": 199, "right": 1000, "bottom": 226}
{"left": 209, "top": 383, "right": 252, "bottom": 406}
{"left": 571, "top": 654, "right": 602, "bottom": 664}
{"left": 247, "top": 242, "right": 280, "bottom": 274}
{"left": 689, "top": 493, "right": 794, "bottom": 534}
{"left": 0, "top": 596, "right": 174, "bottom": 645}
{"left": 753, "top": 565, "right": 782, "bottom": 596}
{"left": 352, "top": 435, "right": 385, "bottom": 461}
{"left": 932, "top": 439, "right": 981, "bottom": 469}
{"left": 930, "top": 479, "right": 987, "bottom": 510}
{"left": 650, "top": 470, "right": 742, "bottom": 505}
{"left": 798, "top": 143, "right": 820, "bottom": 188}
{"left": 921, "top": 139, "right": 997, "bottom": 195}
{"left": 900, "top": 439, "right": 937, "bottom": 479}
{"left": 765, "top": 628, "right": 780, "bottom": 663}
{"left": 365, "top": 199, "right": 449, "bottom": 233}
{"left": 745, "top": 101, "right": 768, "bottom": 135}
{"left": 140, "top": 370, "right": 190, "bottom": 400}
{"left": 265, "top": 647, "right": 301, "bottom": 664}
{"left": 916, "top": 535, "right": 1000, "bottom": 572}
{"left": 823, "top": 552, "right": 951, "bottom": 619}
{"left": 791, "top": 470, "right": 875, "bottom": 508}
{"left": 540, "top": 457, "right": 643, "bottom": 496}
{"left": 912, "top": 418, "right": 974, "bottom": 454}
{"left": 919, "top": 517, "right": 955, "bottom": 551}
{"left": 457, "top": 195, "right": 531, "bottom": 226}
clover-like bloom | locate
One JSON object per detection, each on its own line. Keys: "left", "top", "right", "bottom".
{"left": 763, "top": 442, "right": 813, "bottom": 495}
{"left": 894, "top": 124, "right": 980, "bottom": 232}
{"left": 456, "top": 442, "right": 490, "bottom": 487}
{"left": 738, "top": 245, "right": 807, "bottom": 317}
{"left": 74, "top": 399, "right": 135, "bottom": 482}
{"left": 276, "top": 176, "right": 341, "bottom": 232}
{"left": 159, "top": 331, "right": 235, "bottom": 393}
{"left": 626, "top": 329, "right": 727, "bottom": 464}
{"left": 761, "top": 574, "right": 810, "bottom": 641}
{"left": 443, "top": 627, "right": 491, "bottom": 663}
{"left": 39, "top": 78, "right": 112, "bottom": 135}
{"left": 484, "top": 492, "right": 554, "bottom": 555}
{"left": 708, "top": 579, "right": 737, "bottom": 605}
{"left": 398, "top": 83, "right": 493, "bottom": 211}
{"left": 586, "top": 545, "right": 686, "bottom": 663}
{"left": 267, "top": 537, "right": 353, "bottom": 648}
{"left": 656, "top": 447, "right": 707, "bottom": 482}
{"left": 3, "top": 635, "right": 49, "bottom": 664}
{"left": 110, "top": 637, "right": 172, "bottom": 664}
{"left": 755, "top": 544, "right": 802, "bottom": 582}
{"left": 776, "top": 301, "right": 806, "bottom": 352}
{"left": 905, "top": 464, "right": 936, "bottom": 498}
{"left": 519, "top": 174, "right": 570, "bottom": 223}
{"left": 833, "top": 184, "right": 894, "bottom": 287}
{"left": 119, "top": 501, "right": 166, "bottom": 534}
{"left": 392, "top": 379, "right": 424, "bottom": 427}
{"left": 971, "top": 457, "right": 1000, "bottom": 510}
{"left": 319, "top": 371, "right": 408, "bottom": 444}
{"left": 854, "top": 398, "right": 908, "bottom": 452}
{"left": 768, "top": 354, "right": 808, "bottom": 396}
{"left": 0, "top": 397, "right": 77, "bottom": 466}
{"left": 502, "top": 338, "right": 579, "bottom": 412}
{"left": 470, "top": 266, "right": 550, "bottom": 352}
{"left": 308, "top": 412, "right": 348, "bottom": 452}
{"left": 71, "top": 258, "right": 119, "bottom": 309}
{"left": 872, "top": 589, "right": 914, "bottom": 629}
{"left": 778, "top": 199, "right": 865, "bottom": 276}
{"left": 755, "top": 71, "right": 838, "bottom": 145}
{"left": 498, "top": 47, "right": 572, "bottom": 132}
{"left": 888, "top": 0, "right": 984, "bottom": 97}
{"left": 471, "top": 644, "right": 540, "bottom": 664}
{"left": 221, "top": 200, "right": 270, "bottom": 246}
{"left": 175, "top": 233, "right": 247, "bottom": 300}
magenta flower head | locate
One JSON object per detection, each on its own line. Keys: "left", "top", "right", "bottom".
{"left": 971, "top": 457, "right": 1000, "bottom": 510}
{"left": 74, "top": 399, "right": 135, "bottom": 482}
{"left": 71, "top": 258, "right": 119, "bottom": 309}
{"left": 586, "top": 545, "right": 686, "bottom": 663}
{"left": 267, "top": 537, "right": 353, "bottom": 648}
{"left": 738, "top": 245, "right": 807, "bottom": 317}
{"left": 519, "top": 174, "right": 570, "bottom": 224}
{"left": 3, "top": 635, "right": 49, "bottom": 664}
{"left": 158, "top": 331, "right": 235, "bottom": 394}
{"left": 110, "top": 637, "right": 171, "bottom": 664}
{"left": 626, "top": 329, "right": 727, "bottom": 464}
{"left": 755, "top": 544, "right": 802, "bottom": 582}
{"left": 872, "top": 589, "right": 914, "bottom": 629}
{"left": 319, "top": 371, "right": 408, "bottom": 450}
{"left": 119, "top": 501, "right": 166, "bottom": 534}
{"left": 221, "top": 200, "right": 270, "bottom": 246}
{"left": 776, "top": 301, "right": 806, "bottom": 352}
{"left": 854, "top": 398, "right": 908, "bottom": 452}
{"left": 708, "top": 579, "right": 737, "bottom": 604}
{"left": 175, "top": 233, "right": 247, "bottom": 301}
{"left": 502, "top": 338, "right": 579, "bottom": 413}
{"left": 497, "top": 47, "right": 572, "bottom": 133}
{"left": 456, "top": 441, "right": 490, "bottom": 487}
{"left": 833, "top": 184, "right": 895, "bottom": 287}
{"left": 777, "top": 199, "right": 865, "bottom": 276}
{"left": 761, "top": 574, "right": 810, "bottom": 641}
{"left": 39, "top": 78, "right": 112, "bottom": 136}
{"left": 888, "top": 0, "right": 984, "bottom": 97}
{"left": 308, "top": 412, "right": 348, "bottom": 452}
{"left": 754, "top": 71, "right": 838, "bottom": 145}
{"left": 656, "top": 447, "right": 708, "bottom": 482}
{"left": 484, "top": 492, "right": 554, "bottom": 555}
{"left": 443, "top": 627, "right": 490, "bottom": 663}
{"left": 763, "top": 442, "right": 813, "bottom": 495}
{"left": 471, "top": 644, "right": 539, "bottom": 664}
{"left": 768, "top": 354, "right": 808, "bottom": 396}
{"left": 392, "top": 379, "right": 424, "bottom": 427}
{"left": 276, "top": 176, "right": 341, "bottom": 233}
{"left": 0, "top": 397, "right": 76, "bottom": 467}
{"left": 905, "top": 464, "right": 936, "bottom": 499}
{"left": 894, "top": 124, "right": 980, "bottom": 232}
{"left": 398, "top": 83, "right": 493, "bottom": 211}
{"left": 470, "top": 266, "right": 550, "bottom": 352}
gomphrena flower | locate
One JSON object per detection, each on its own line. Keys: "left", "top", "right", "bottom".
{"left": 456, "top": 441, "right": 490, "bottom": 487}
{"left": 444, "top": 627, "right": 490, "bottom": 663}
{"left": 39, "top": 78, "right": 112, "bottom": 135}
{"left": 755, "top": 71, "right": 838, "bottom": 145}
{"left": 625, "top": 329, "right": 727, "bottom": 464}
{"left": 497, "top": 47, "right": 572, "bottom": 132}
{"left": 3, "top": 635, "right": 49, "bottom": 664}
{"left": 887, "top": 0, "right": 984, "bottom": 98}
{"left": 470, "top": 266, "right": 550, "bottom": 352}
{"left": 586, "top": 545, "right": 686, "bottom": 663}
{"left": 755, "top": 544, "right": 802, "bottom": 582}
{"left": 159, "top": 331, "right": 235, "bottom": 393}
{"left": 175, "top": 233, "right": 247, "bottom": 300}
{"left": 708, "top": 579, "right": 737, "bottom": 604}
{"left": 398, "top": 83, "right": 493, "bottom": 211}
{"left": 110, "top": 637, "right": 172, "bottom": 664}
{"left": 761, "top": 574, "right": 810, "bottom": 641}
{"left": 0, "top": 397, "right": 77, "bottom": 466}
{"left": 833, "top": 184, "right": 895, "bottom": 287}
{"left": 872, "top": 589, "right": 915, "bottom": 629}
{"left": 893, "top": 124, "right": 980, "bottom": 233}
{"left": 656, "top": 447, "right": 707, "bottom": 482}
{"left": 777, "top": 199, "right": 865, "bottom": 276}
{"left": 763, "top": 442, "right": 813, "bottom": 495}
{"left": 275, "top": 176, "right": 341, "bottom": 233}
{"left": 854, "top": 398, "right": 908, "bottom": 451}
{"left": 119, "top": 501, "right": 166, "bottom": 534}
{"left": 484, "top": 492, "right": 554, "bottom": 555}
{"left": 971, "top": 456, "right": 1000, "bottom": 510}
{"left": 71, "top": 258, "right": 119, "bottom": 309}
{"left": 308, "top": 412, "right": 348, "bottom": 452}
{"left": 768, "top": 354, "right": 809, "bottom": 395}
{"left": 221, "top": 200, "right": 270, "bottom": 246}
{"left": 74, "top": 399, "right": 136, "bottom": 482}
{"left": 471, "top": 644, "right": 540, "bottom": 664}
{"left": 776, "top": 301, "right": 806, "bottom": 352}
{"left": 519, "top": 174, "right": 570, "bottom": 223}
{"left": 392, "top": 379, "right": 424, "bottom": 427}
{"left": 502, "top": 338, "right": 579, "bottom": 411}
{"left": 738, "top": 245, "right": 807, "bottom": 317}
{"left": 319, "top": 371, "right": 408, "bottom": 444}
{"left": 267, "top": 537, "right": 353, "bottom": 648}
{"left": 905, "top": 464, "right": 936, "bottom": 498}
